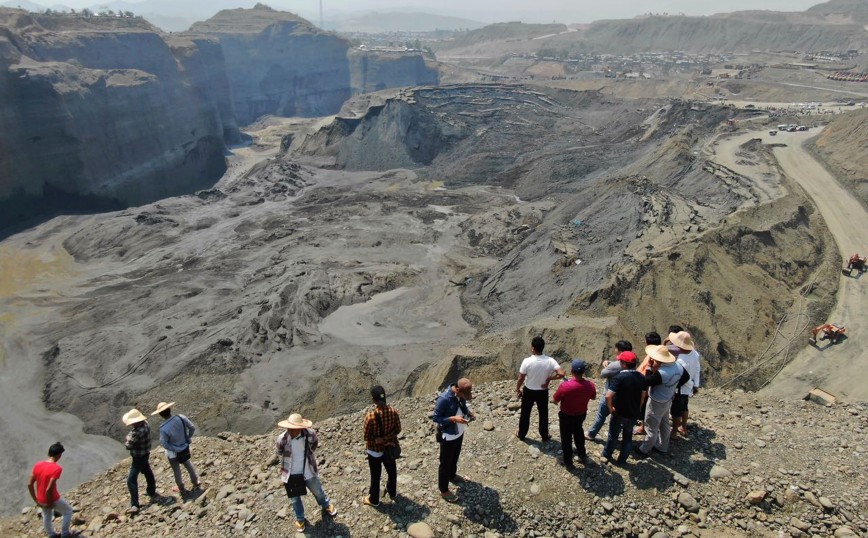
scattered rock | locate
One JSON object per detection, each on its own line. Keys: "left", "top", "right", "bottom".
{"left": 678, "top": 492, "right": 700, "bottom": 513}
{"left": 746, "top": 490, "right": 766, "bottom": 505}
{"left": 408, "top": 522, "right": 436, "bottom": 538}
{"left": 709, "top": 465, "right": 732, "bottom": 479}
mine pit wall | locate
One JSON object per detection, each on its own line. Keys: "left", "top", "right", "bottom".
{"left": 0, "top": 13, "right": 239, "bottom": 230}
{"left": 210, "top": 30, "right": 353, "bottom": 125}
{"left": 348, "top": 50, "right": 439, "bottom": 94}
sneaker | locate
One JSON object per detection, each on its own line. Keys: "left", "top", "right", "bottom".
{"left": 125, "top": 506, "right": 139, "bottom": 515}
{"left": 323, "top": 504, "right": 337, "bottom": 517}
{"left": 294, "top": 520, "right": 306, "bottom": 532}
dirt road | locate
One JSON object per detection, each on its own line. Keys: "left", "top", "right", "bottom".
{"left": 717, "top": 128, "right": 868, "bottom": 401}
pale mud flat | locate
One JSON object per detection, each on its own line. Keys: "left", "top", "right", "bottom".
{"left": 0, "top": 238, "right": 127, "bottom": 511}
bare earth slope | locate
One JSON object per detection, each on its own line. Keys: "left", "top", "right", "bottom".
{"left": 809, "top": 108, "right": 868, "bottom": 208}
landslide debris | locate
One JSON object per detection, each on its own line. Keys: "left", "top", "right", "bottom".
{"left": 2, "top": 383, "right": 866, "bottom": 538}
{"left": 1, "top": 84, "right": 839, "bottom": 516}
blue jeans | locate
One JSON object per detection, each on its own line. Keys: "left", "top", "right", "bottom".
{"left": 127, "top": 454, "right": 156, "bottom": 507}
{"left": 587, "top": 397, "right": 610, "bottom": 438}
{"left": 287, "top": 475, "right": 330, "bottom": 522}
{"left": 603, "top": 414, "right": 636, "bottom": 463}
{"left": 41, "top": 497, "right": 73, "bottom": 537}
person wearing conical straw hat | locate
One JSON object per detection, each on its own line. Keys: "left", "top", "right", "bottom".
{"left": 637, "top": 345, "right": 684, "bottom": 457}
{"left": 275, "top": 413, "right": 337, "bottom": 533}
{"left": 151, "top": 402, "right": 200, "bottom": 496}
{"left": 122, "top": 409, "right": 158, "bottom": 514}
{"left": 669, "top": 331, "right": 701, "bottom": 437}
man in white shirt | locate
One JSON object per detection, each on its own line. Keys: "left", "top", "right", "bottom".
{"left": 515, "top": 336, "right": 565, "bottom": 442}
{"left": 669, "top": 331, "right": 701, "bottom": 436}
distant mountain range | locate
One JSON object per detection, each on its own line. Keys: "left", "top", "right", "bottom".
{"left": 1, "top": 0, "right": 484, "bottom": 32}
{"left": 441, "top": 0, "right": 868, "bottom": 55}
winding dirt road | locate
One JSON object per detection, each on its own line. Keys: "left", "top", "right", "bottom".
{"left": 719, "top": 128, "right": 868, "bottom": 401}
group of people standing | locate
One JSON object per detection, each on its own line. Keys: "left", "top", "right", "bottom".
{"left": 28, "top": 331, "right": 700, "bottom": 536}
{"left": 28, "top": 401, "right": 200, "bottom": 537}
{"left": 511, "top": 331, "right": 701, "bottom": 466}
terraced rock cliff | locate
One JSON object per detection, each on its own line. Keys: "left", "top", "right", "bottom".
{"left": 0, "top": 5, "right": 439, "bottom": 230}
{"left": 188, "top": 5, "right": 439, "bottom": 125}
{"left": 0, "top": 9, "right": 240, "bottom": 230}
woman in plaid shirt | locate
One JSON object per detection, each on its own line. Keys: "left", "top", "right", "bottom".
{"left": 362, "top": 385, "right": 402, "bottom": 507}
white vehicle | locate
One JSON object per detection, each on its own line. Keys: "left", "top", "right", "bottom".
{"left": 769, "top": 130, "right": 777, "bottom": 136}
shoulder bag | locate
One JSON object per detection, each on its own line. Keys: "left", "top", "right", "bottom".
{"left": 284, "top": 433, "right": 308, "bottom": 497}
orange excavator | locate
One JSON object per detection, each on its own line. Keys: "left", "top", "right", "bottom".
{"left": 844, "top": 254, "right": 866, "bottom": 276}
{"left": 809, "top": 323, "right": 846, "bottom": 345}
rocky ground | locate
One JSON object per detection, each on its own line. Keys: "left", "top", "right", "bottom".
{"left": 2, "top": 381, "right": 866, "bottom": 538}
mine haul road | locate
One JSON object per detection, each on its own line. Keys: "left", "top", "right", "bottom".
{"left": 718, "top": 128, "right": 868, "bottom": 401}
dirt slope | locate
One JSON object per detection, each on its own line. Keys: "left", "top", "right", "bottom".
{"left": 810, "top": 108, "right": 868, "bottom": 209}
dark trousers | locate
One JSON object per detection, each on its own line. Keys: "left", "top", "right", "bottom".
{"left": 603, "top": 414, "right": 637, "bottom": 463}
{"left": 558, "top": 411, "right": 587, "bottom": 463}
{"left": 127, "top": 454, "right": 156, "bottom": 507}
{"left": 438, "top": 434, "right": 464, "bottom": 492}
{"left": 367, "top": 454, "right": 397, "bottom": 504}
{"left": 518, "top": 388, "right": 550, "bottom": 439}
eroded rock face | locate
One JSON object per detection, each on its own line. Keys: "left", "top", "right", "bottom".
{"left": 0, "top": 10, "right": 240, "bottom": 229}
{"left": 188, "top": 6, "right": 439, "bottom": 125}
{"left": 0, "top": 6, "right": 441, "bottom": 229}
{"left": 348, "top": 49, "right": 439, "bottom": 94}
{"left": 189, "top": 7, "right": 353, "bottom": 125}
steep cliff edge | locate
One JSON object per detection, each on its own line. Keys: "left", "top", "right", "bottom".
{"left": 188, "top": 5, "right": 438, "bottom": 125}
{"left": 0, "top": 9, "right": 240, "bottom": 229}
{"left": 188, "top": 6, "right": 352, "bottom": 125}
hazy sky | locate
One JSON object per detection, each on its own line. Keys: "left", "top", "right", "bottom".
{"left": 52, "top": 0, "right": 829, "bottom": 23}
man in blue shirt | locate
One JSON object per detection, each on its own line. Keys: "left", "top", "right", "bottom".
{"left": 431, "top": 378, "right": 475, "bottom": 503}
{"left": 152, "top": 401, "right": 201, "bottom": 496}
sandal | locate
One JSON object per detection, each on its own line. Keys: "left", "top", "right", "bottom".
{"left": 441, "top": 491, "right": 459, "bottom": 503}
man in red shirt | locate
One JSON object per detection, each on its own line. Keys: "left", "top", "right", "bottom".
{"left": 28, "top": 442, "right": 77, "bottom": 538}
{"left": 552, "top": 359, "right": 597, "bottom": 467}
